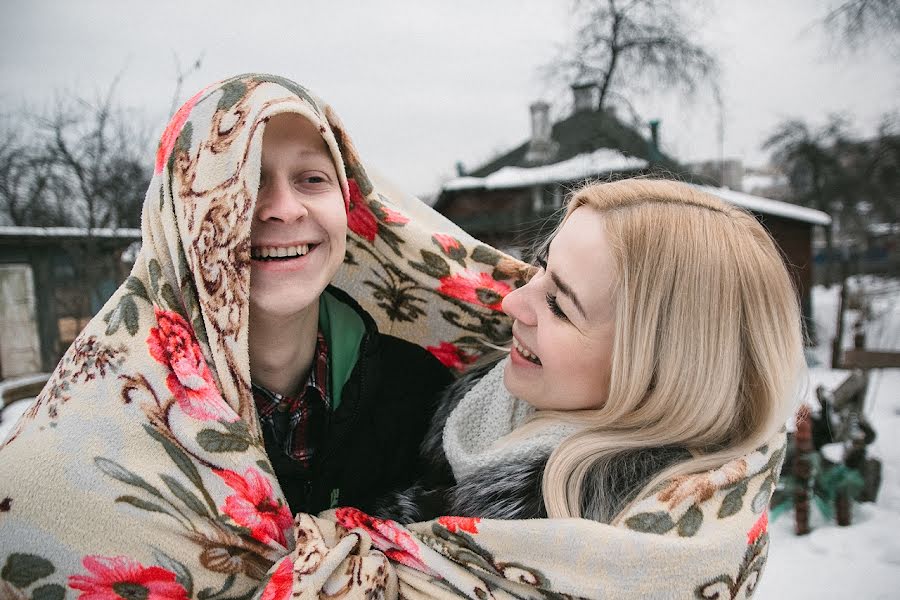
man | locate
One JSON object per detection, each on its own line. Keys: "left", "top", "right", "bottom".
{"left": 0, "top": 75, "right": 465, "bottom": 596}
{"left": 248, "top": 111, "right": 452, "bottom": 514}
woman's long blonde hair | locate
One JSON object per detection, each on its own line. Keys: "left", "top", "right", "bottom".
{"left": 538, "top": 179, "right": 804, "bottom": 521}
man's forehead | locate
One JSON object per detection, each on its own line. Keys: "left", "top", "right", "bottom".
{"left": 262, "top": 114, "right": 334, "bottom": 157}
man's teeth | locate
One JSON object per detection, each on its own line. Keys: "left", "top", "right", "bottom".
{"left": 513, "top": 338, "right": 541, "bottom": 365}
{"left": 252, "top": 244, "right": 310, "bottom": 259}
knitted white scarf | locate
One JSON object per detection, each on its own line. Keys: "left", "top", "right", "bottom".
{"left": 442, "top": 358, "right": 583, "bottom": 481}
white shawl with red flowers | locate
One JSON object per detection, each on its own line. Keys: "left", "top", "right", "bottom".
{"left": 0, "top": 74, "right": 527, "bottom": 600}
{"left": 0, "top": 75, "right": 781, "bottom": 600}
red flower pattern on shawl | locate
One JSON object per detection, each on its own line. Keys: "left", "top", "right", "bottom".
{"left": 147, "top": 308, "right": 237, "bottom": 422}
{"left": 155, "top": 88, "right": 205, "bottom": 174}
{"left": 335, "top": 507, "right": 437, "bottom": 576}
{"left": 433, "top": 233, "right": 466, "bottom": 263}
{"left": 259, "top": 557, "right": 293, "bottom": 600}
{"left": 426, "top": 341, "right": 476, "bottom": 372}
{"left": 437, "top": 515, "right": 482, "bottom": 535}
{"left": 215, "top": 467, "right": 292, "bottom": 547}
{"left": 346, "top": 179, "right": 378, "bottom": 242}
{"left": 438, "top": 270, "right": 511, "bottom": 311}
{"left": 747, "top": 511, "right": 768, "bottom": 545}
{"left": 377, "top": 203, "right": 409, "bottom": 225}
{"left": 68, "top": 555, "right": 188, "bottom": 600}
{"left": 346, "top": 179, "right": 409, "bottom": 242}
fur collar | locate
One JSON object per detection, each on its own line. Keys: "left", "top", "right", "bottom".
{"left": 376, "top": 358, "right": 691, "bottom": 523}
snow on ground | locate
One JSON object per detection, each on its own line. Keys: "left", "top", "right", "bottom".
{"left": 0, "top": 372, "right": 49, "bottom": 443}
{"left": 0, "top": 393, "right": 32, "bottom": 443}
{"left": 1, "top": 279, "right": 898, "bottom": 595}
{"left": 756, "top": 277, "right": 900, "bottom": 599}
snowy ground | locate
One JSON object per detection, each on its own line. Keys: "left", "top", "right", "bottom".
{"left": 756, "top": 277, "right": 900, "bottom": 599}
{"left": 1, "top": 280, "right": 899, "bottom": 596}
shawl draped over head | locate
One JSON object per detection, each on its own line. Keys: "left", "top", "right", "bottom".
{"left": 0, "top": 74, "right": 783, "bottom": 600}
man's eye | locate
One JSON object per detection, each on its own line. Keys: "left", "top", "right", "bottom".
{"left": 298, "top": 173, "right": 329, "bottom": 186}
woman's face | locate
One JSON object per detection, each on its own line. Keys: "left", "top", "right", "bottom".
{"left": 502, "top": 206, "right": 617, "bottom": 411}
{"left": 249, "top": 113, "right": 347, "bottom": 320}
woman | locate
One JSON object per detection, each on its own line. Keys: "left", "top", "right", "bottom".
{"left": 375, "top": 179, "right": 803, "bottom": 527}
{"left": 0, "top": 74, "right": 510, "bottom": 599}
{"left": 267, "top": 179, "right": 802, "bottom": 600}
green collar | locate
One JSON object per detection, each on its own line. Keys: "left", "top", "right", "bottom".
{"left": 317, "top": 290, "right": 366, "bottom": 410}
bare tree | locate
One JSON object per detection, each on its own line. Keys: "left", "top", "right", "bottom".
{"left": 763, "top": 113, "right": 899, "bottom": 281}
{"left": 842, "top": 114, "right": 899, "bottom": 230}
{"left": 763, "top": 116, "right": 849, "bottom": 283}
{"left": 551, "top": 0, "right": 719, "bottom": 111}
{"left": 822, "top": 0, "right": 900, "bottom": 50}
{"left": 168, "top": 53, "right": 205, "bottom": 117}
{"left": 39, "top": 78, "right": 151, "bottom": 231}
{"left": 0, "top": 124, "right": 66, "bottom": 226}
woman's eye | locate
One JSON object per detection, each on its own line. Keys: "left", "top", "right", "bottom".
{"left": 534, "top": 255, "right": 547, "bottom": 271}
{"left": 545, "top": 293, "right": 568, "bottom": 321}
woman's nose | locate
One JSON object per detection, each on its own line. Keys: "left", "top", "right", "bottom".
{"left": 256, "top": 178, "right": 309, "bottom": 223}
{"left": 501, "top": 281, "right": 537, "bottom": 326}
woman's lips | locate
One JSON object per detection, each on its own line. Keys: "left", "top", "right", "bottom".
{"left": 512, "top": 336, "right": 542, "bottom": 366}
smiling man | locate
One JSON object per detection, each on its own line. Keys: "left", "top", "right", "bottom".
{"left": 246, "top": 112, "right": 452, "bottom": 515}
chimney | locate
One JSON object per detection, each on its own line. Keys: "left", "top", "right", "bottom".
{"left": 571, "top": 82, "right": 599, "bottom": 113}
{"left": 648, "top": 119, "right": 662, "bottom": 163}
{"left": 525, "top": 101, "right": 558, "bottom": 164}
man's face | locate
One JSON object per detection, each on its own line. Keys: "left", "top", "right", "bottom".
{"left": 249, "top": 113, "right": 347, "bottom": 319}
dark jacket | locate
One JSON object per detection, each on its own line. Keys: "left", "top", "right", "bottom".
{"left": 263, "top": 286, "right": 454, "bottom": 516}
{"left": 375, "top": 360, "right": 690, "bottom": 524}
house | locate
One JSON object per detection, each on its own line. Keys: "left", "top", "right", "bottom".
{"left": 0, "top": 226, "right": 140, "bottom": 377}
{"left": 434, "top": 82, "right": 679, "bottom": 252}
{"left": 434, "top": 83, "right": 831, "bottom": 341}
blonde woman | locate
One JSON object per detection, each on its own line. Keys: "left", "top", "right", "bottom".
{"left": 376, "top": 178, "right": 803, "bottom": 524}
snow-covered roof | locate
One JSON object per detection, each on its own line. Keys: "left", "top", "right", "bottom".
{"left": 442, "top": 149, "right": 829, "bottom": 226}
{"left": 694, "top": 185, "right": 831, "bottom": 226}
{"left": 870, "top": 222, "right": 899, "bottom": 236}
{"left": 443, "top": 148, "right": 648, "bottom": 192}
{"left": 742, "top": 172, "right": 788, "bottom": 193}
{"left": 0, "top": 226, "right": 141, "bottom": 239}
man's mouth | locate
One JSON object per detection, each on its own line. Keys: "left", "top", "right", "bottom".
{"left": 250, "top": 243, "right": 314, "bottom": 261}
{"left": 513, "top": 337, "right": 542, "bottom": 366}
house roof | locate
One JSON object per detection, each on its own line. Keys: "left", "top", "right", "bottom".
{"left": 467, "top": 107, "right": 675, "bottom": 178}
{"left": 693, "top": 185, "right": 831, "bottom": 226}
{"left": 443, "top": 153, "right": 831, "bottom": 225}
{"left": 444, "top": 149, "right": 648, "bottom": 191}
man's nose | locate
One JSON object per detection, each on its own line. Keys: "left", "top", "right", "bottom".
{"left": 256, "top": 178, "right": 309, "bottom": 222}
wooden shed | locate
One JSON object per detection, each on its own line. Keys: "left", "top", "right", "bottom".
{"left": 0, "top": 226, "right": 140, "bottom": 377}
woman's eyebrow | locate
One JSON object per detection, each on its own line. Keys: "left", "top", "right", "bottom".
{"left": 549, "top": 271, "right": 586, "bottom": 318}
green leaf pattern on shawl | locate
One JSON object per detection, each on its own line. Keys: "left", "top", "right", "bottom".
{"left": 31, "top": 583, "right": 66, "bottom": 600}
{"left": 718, "top": 481, "right": 749, "bottom": 519}
{"left": 1, "top": 553, "right": 55, "bottom": 589}
{"left": 625, "top": 511, "right": 677, "bottom": 534}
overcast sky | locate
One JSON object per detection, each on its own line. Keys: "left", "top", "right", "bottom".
{"left": 1, "top": 0, "right": 897, "bottom": 196}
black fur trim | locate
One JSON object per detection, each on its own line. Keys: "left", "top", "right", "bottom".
{"left": 374, "top": 357, "right": 691, "bottom": 524}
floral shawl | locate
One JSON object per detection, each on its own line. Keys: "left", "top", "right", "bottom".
{"left": 0, "top": 74, "right": 781, "bottom": 600}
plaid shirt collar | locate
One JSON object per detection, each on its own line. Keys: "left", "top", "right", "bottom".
{"left": 252, "top": 331, "right": 330, "bottom": 469}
